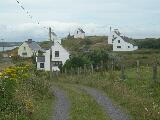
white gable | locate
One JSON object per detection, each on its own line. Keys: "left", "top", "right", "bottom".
{"left": 74, "top": 28, "right": 85, "bottom": 39}
{"left": 51, "top": 42, "right": 70, "bottom": 64}
{"left": 108, "top": 28, "right": 138, "bottom": 51}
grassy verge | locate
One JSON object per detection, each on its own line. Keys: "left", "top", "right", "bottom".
{"left": 0, "top": 66, "right": 54, "bottom": 120}
{"left": 56, "top": 67, "right": 160, "bottom": 120}
{"left": 54, "top": 83, "right": 110, "bottom": 120}
{"left": 32, "top": 97, "right": 54, "bottom": 120}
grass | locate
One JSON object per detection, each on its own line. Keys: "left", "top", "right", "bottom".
{"left": 0, "top": 65, "right": 54, "bottom": 120}
{"left": 54, "top": 83, "right": 110, "bottom": 120}
{"left": 56, "top": 66, "right": 160, "bottom": 120}
{"left": 32, "top": 97, "right": 54, "bottom": 120}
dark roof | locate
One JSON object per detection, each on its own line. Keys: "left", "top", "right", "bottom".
{"left": 114, "top": 31, "right": 137, "bottom": 46}
{"left": 37, "top": 56, "right": 45, "bottom": 62}
{"left": 78, "top": 28, "right": 85, "bottom": 33}
{"left": 51, "top": 32, "right": 57, "bottom": 36}
{"left": 25, "top": 41, "right": 42, "bottom": 51}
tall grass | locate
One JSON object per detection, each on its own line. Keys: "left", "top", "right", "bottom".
{"left": 56, "top": 66, "right": 160, "bottom": 120}
{"left": 0, "top": 65, "right": 53, "bottom": 120}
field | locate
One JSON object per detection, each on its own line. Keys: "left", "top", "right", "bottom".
{"left": 1, "top": 36, "right": 160, "bottom": 120}
{"left": 55, "top": 65, "right": 160, "bottom": 120}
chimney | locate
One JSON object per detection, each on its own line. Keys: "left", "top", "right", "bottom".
{"left": 28, "top": 39, "right": 32, "bottom": 43}
{"left": 49, "top": 27, "right": 52, "bottom": 41}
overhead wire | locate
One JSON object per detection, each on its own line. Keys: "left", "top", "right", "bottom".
{"left": 15, "top": 0, "right": 51, "bottom": 31}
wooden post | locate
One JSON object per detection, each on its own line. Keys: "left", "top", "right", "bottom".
{"left": 136, "top": 60, "right": 140, "bottom": 80}
{"left": 77, "top": 67, "right": 80, "bottom": 75}
{"left": 79, "top": 67, "right": 81, "bottom": 75}
{"left": 111, "top": 60, "right": 114, "bottom": 71}
{"left": 153, "top": 63, "right": 157, "bottom": 82}
{"left": 96, "top": 65, "right": 99, "bottom": 72}
{"left": 65, "top": 68, "right": 67, "bottom": 74}
{"left": 120, "top": 64, "right": 125, "bottom": 80}
{"left": 101, "top": 61, "right": 103, "bottom": 70}
{"left": 91, "top": 64, "right": 94, "bottom": 74}
{"left": 84, "top": 64, "right": 86, "bottom": 74}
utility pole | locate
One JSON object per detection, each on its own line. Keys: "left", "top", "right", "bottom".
{"left": 49, "top": 27, "right": 52, "bottom": 41}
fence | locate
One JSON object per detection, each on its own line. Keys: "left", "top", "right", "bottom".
{"left": 56, "top": 60, "right": 159, "bottom": 83}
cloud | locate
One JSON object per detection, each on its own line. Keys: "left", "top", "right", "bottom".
{"left": 1, "top": 20, "right": 160, "bottom": 42}
{"left": 0, "top": 0, "right": 160, "bottom": 41}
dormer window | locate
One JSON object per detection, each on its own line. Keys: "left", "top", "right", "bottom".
{"left": 118, "top": 40, "right": 120, "bottom": 43}
{"left": 55, "top": 51, "right": 59, "bottom": 57}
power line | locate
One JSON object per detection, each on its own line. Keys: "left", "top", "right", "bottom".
{"left": 15, "top": 0, "right": 52, "bottom": 31}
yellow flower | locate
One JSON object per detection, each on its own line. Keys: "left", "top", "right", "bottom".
{"left": 24, "top": 99, "right": 34, "bottom": 112}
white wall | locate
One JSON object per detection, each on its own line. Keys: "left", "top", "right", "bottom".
{"left": 44, "top": 50, "right": 51, "bottom": 71}
{"left": 18, "top": 42, "right": 33, "bottom": 57}
{"left": 113, "top": 38, "right": 138, "bottom": 51}
{"left": 108, "top": 29, "right": 138, "bottom": 51}
{"left": 74, "top": 29, "right": 85, "bottom": 39}
{"left": 51, "top": 42, "right": 70, "bottom": 71}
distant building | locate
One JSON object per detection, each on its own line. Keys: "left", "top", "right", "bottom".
{"left": 36, "top": 41, "right": 70, "bottom": 71}
{"left": 108, "top": 28, "right": 138, "bottom": 51}
{"left": 74, "top": 28, "right": 85, "bottom": 39}
{"left": 18, "top": 39, "right": 43, "bottom": 57}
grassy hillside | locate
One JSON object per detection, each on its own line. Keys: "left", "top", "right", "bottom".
{"left": 62, "top": 36, "right": 112, "bottom": 53}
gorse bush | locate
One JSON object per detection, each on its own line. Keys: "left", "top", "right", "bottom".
{"left": 0, "top": 65, "right": 52, "bottom": 120}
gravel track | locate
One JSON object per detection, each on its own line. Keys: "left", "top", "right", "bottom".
{"left": 52, "top": 87, "right": 70, "bottom": 120}
{"left": 81, "top": 86, "right": 131, "bottom": 120}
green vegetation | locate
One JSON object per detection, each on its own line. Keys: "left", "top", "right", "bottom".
{"left": 55, "top": 83, "right": 109, "bottom": 120}
{"left": 1, "top": 36, "right": 160, "bottom": 120}
{"left": 135, "top": 38, "right": 160, "bottom": 49}
{"left": 62, "top": 36, "right": 112, "bottom": 53}
{"left": 51, "top": 36, "right": 160, "bottom": 119}
{"left": 56, "top": 65, "right": 160, "bottom": 120}
{"left": 0, "top": 65, "right": 54, "bottom": 120}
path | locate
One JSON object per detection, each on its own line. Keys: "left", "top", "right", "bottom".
{"left": 81, "top": 86, "right": 131, "bottom": 120}
{"left": 52, "top": 87, "right": 70, "bottom": 120}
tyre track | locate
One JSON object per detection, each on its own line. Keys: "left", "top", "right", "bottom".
{"left": 52, "top": 87, "right": 70, "bottom": 120}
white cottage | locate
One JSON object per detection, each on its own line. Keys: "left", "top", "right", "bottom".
{"left": 74, "top": 28, "right": 85, "bottom": 39}
{"left": 36, "top": 41, "right": 70, "bottom": 71}
{"left": 18, "top": 39, "right": 42, "bottom": 57}
{"left": 108, "top": 28, "right": 138, "bottom": 51}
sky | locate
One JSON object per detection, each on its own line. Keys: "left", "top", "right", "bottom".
{"left": 0, "top": 0, "right": 160, "bottom": 42}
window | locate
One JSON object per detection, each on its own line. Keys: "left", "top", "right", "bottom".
{"left": 128, "top": 46, "right": 130, "bottom": 48}
{"left": 53, "top": 61, "right": 62, "bottom": 66}
{"left": 118, "top": 40, "right": 120, "bottom": 43}
{"left": 40, "top": 63, "right": 44, "bottom": 68}
{"left": 117, "top": 46, "right": 121, "bottom": 48}
{"left": 22, "top": 52, "right": 27, "bottom": 56}
{"left": 55, "top": 51, "right": 59, "bottom": 57}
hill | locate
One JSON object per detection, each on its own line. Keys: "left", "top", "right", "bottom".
{"left": 62, "top": 36, "right": 112, "bottom": 53}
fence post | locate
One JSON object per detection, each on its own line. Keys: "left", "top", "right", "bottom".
{"left": 77, "top": 67, "right": 80, "bottom": 75}
{"left": 91, "top": 64, "right": 94, "bottom": 74}
{"left": 65, "top": 68, "right": 67, "bottom": 74}
{"left": 136, "top": 60, "right": 140, "bottom": 80}
{"left": 84, "top": 64, "right": 86, "bottom": 74}
{"left": 120, "top": 64, "right": 125, "bottom": 80}
{"left": 111, "top": 59, "right": 114, "bottom": 71}
{"left": 152, "top": 63, "right": 157, "bottom": 82}
{"left": 101, "top": 61, "right": 103, "bottom": 70}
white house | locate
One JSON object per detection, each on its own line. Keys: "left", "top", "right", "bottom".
{"left": 108, "top": 28, "right": 138, "bottom": 51}
{"left": 36, "top": 41, "right": 70, "bottom": 71}
{"left": 18, "top": 39, "right": 43, "bottom": 57}
{"left": 74, "top": 28, "right": 85, "bottom": 39}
